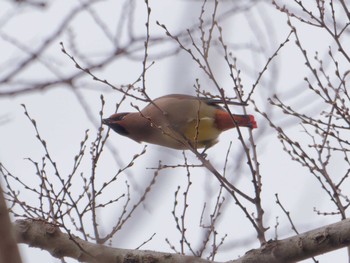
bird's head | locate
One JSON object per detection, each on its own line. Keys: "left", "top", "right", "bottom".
{"left": 102, "top": 112, "right": 130, "bottom": 136}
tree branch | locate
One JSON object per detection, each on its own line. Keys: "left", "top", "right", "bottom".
{"left": 14, "top": 218, "right": 350, "bottom": 263}
{"left": 235, "top": 218, "right": 350, "bottom": 262}
{"left": 0, "top": 185, "right": 22, "bottom": 263}
{"left": 14, "top": 218, "right": 209, "bottom": 263}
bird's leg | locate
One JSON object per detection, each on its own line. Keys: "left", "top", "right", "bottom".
{"left": 199, "top": 146, "right": 208, "bottom": 158}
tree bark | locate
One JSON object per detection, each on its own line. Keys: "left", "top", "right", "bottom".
{"left": 14, "top": 218, "right": 350, "bottom": 263}
{"left": 0, "top": 185, "right": 22, "bottom": 263}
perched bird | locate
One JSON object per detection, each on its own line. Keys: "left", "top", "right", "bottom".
{"left": 102, "top": 94, "right": 257, "bottom": 150}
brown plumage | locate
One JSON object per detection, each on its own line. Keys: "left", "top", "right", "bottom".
{"left": 102, "top": 94, "right": 257, "bottom": 150}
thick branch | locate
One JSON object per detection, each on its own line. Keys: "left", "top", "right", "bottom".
{"left": 0, "top": 186, "right": 22, "bottom": 263}
{"left": 14, "top": 219, "right": 209, "bottom": 263}
{"left": 234, "top": 218, "right": 350, "bottom": 263}
{"left": 14, "top": 218, "right": 350, "bottom": 263}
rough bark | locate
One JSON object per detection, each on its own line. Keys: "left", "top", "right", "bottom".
{"left": 14, "top": 218, "right": 350, "bottom": 263}
{"left": 0, "top": 187, "right": 22, "bottom": 263}
{"left": 234, "top": 218, "right": 350, "bottom": 262}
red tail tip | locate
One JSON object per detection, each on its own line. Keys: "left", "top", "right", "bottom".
{"left": 249, "top": 115, "right": 257, "bottom": 129}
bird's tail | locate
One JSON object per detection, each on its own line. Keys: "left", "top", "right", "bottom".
{"left": 233, "top": 114, "right": 257, "bottom": 129}
{"left": 215, "top": 111, "right": 257, "bottom": 130}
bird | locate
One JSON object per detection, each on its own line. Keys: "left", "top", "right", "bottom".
{"left": 102, "top": 94, "right": 257, "bottom": 150}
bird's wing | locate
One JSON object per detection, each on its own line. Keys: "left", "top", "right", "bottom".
{"left": 142, "top": 95, "right": 218, "bottom": 133}
{"left": 154, "top": 94, "right": 247, "bottom": 106}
